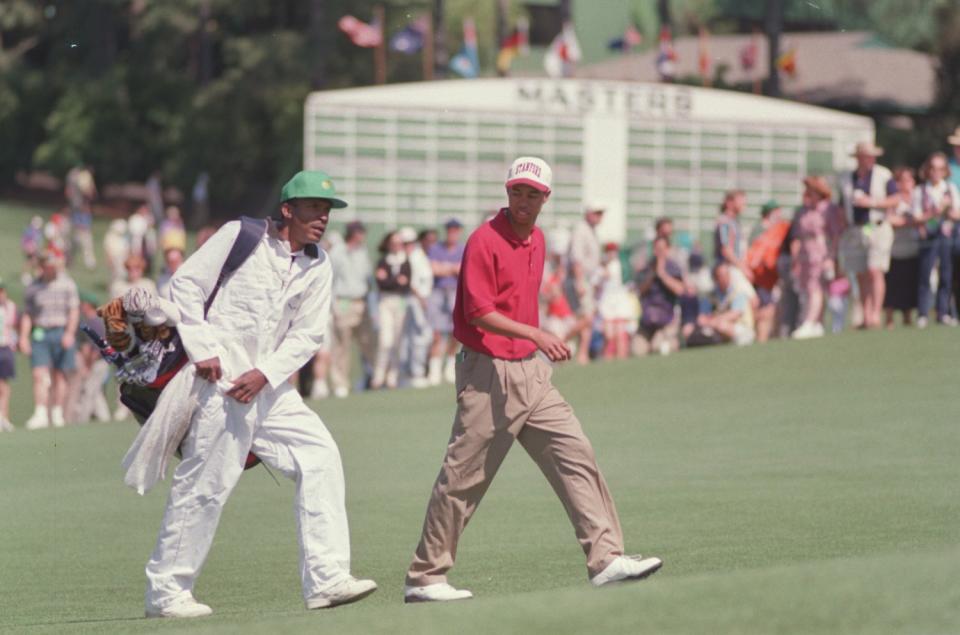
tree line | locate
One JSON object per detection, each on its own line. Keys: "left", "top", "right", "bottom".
{"left": 1, "top": 0, "right": 957, "bottom": 220}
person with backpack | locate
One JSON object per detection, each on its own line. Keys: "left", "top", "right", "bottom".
{"left": 746, "top": 200, "right": 791, "bottom": 342}
{"left": 142, "top": 171, "right": 377, "bottom": 618}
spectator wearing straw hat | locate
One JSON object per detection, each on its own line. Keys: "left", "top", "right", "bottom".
{"left": 839, "top": 141, "right": 897, "bottom": 329}
{"left": 792, "top": 176, "right": 846, "bottom": 339}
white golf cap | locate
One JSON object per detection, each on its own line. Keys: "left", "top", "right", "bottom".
{"left": 506, "top": 156, "right": 552, "bottom": 193}
{"left": 584, "top": 200, "right": 607, "bottom": 213}
{"left": 397, "top": 226, "right": 418, "bottom": 243}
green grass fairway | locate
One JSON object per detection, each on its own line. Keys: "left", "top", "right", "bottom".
{"left": 1, "top": 327, "right": 958, "bottom": 634}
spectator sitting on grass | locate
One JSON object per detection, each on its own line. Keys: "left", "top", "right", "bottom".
{"left": 694, "top": 262, "right": 755, "bottom": 347}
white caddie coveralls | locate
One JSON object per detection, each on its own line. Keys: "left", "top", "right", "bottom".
{"left": 145, "top": 219, "right": 351, "bottom": 610}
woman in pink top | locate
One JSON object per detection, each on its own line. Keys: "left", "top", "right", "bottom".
{"left": 791, "top": 176, "right": 846, "bottom": 339}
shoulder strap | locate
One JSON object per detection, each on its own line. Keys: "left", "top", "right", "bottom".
{"left": 203, "top": 216, "right": 269, "bottom": 317}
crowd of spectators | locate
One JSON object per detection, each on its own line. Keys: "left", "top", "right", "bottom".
{"left": 3, "top": 130, "right": 960, "bottom": 430}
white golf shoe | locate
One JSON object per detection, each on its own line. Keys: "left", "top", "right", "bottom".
{"left": 792, "top": 321, "right": 824, "bottom": 340}
{"left": 50, "top": 407, "right": 66, "bottom": 428}
{"left": 305, "top": 577, "right": 378, "bottom": 609}
{"left": 145, "top": 595, "right": 213, "bottom": 619}
{"left": 590, "top": 555, "right": 663, "bottom": 587}
{"left": 24, "top": 409, "right": 49, "bottom": 430}
{"left": 403, "top": 582, "right": 473, "bottom": 603}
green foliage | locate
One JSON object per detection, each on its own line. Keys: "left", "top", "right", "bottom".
{"left": 1, "top": 0, "right": 959, "bottom": 215}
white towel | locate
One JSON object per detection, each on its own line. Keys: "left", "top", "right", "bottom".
{"left": 120, "top": 339, "right": 254, "bottom": 495}
{"left": 121, "top": 366, "right": 201, "bottom": 495}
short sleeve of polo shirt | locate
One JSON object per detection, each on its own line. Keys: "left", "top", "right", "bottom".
{"left": 885, "top": 178, "right": 897, "bottom": 196}
{"left": 460, "top": 236, "right": 496, "bottom": 321}
{"left": 66, "top": 278, "right": 79, "bottom": 309}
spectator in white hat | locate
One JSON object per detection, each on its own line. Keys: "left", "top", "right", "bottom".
{"left": 839, "top": 141, "right": 896, "bottom": 329}
{"left": 565, "top": 201, "right": 605, "bottom": 364}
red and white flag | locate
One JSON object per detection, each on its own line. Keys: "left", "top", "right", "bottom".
{"left": 338, "top": 14, "right": 383, "bottom": 48}
{"left": 544, "top": 22, "right": 582, "bottom": 78}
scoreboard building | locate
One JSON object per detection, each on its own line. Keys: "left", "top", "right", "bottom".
{"left": 304, "top": 78, "right": 873, "bottom": 243}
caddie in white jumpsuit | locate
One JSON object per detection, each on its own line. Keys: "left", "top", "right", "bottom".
{"left": 144, "top": 171, "right": 377, "bottom": 618}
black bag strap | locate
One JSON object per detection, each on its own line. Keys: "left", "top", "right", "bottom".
{"left": 203, "top": 216, "right": 269, "bottom": 317}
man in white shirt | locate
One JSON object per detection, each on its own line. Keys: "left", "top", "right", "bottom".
{"left": 565, "top": 203, "right": 604, "bottom": 363}
{"left": 144, "top": 171, "right": 376, "bottom": 618}
{"left": 400, "top": 227, "right": 434, "bottom": 387}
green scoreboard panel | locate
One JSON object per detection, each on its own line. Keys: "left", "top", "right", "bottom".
{"left": 309, "top": 106, "right": 587, "bottom": 230}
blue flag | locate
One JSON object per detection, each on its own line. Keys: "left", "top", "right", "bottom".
{"left": 449, "top": 17, "right": 479, "bottom": 78}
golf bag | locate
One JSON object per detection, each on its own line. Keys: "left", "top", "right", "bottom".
{"left": 109, "top": 216, "right": 268, "bottom": 470}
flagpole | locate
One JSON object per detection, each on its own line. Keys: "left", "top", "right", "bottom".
{"left": 423, "top": 11, "right": 434, "bottom": 80}
{"left": 374, "top": 4, "right": 386, "bottom": 84}
{"left": 751, "top": 28, "right": 762, "bottom": 95}
{"left": 495, "top": 0, "right": 509, "bottom": 77}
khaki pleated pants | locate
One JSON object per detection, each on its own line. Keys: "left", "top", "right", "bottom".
{"left": 405, "top": 348, "right": 624, "bottom": 586}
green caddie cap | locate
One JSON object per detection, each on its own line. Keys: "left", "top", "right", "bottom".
{"left": 280, "top": 171, "right": 348, "bottom": 209}
{"left": 79, "top": 290, "right": 101, "bottom": 306}
{"left": 760, "top": 199, "right": 780, "bottom": 217}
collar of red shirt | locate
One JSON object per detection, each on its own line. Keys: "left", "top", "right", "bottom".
{"left": 491, "top": 208, "right": 535, "bottom": 246}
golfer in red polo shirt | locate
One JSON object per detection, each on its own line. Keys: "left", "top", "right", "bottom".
{"left": 403, "top": 157, "right": 662, "bottom": 603}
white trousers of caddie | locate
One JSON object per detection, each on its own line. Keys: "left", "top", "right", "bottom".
{"left": 144, "top": 380, "right": 350, "bottom": 610}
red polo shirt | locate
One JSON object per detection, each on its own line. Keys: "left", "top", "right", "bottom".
{"left": 453, "top": 209, "right": 544, "bottom": 359}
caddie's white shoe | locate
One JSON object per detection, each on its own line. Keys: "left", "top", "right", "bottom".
{"left": 590, "top": 555, "right": 663, "bottom": 587}
{"left": 306, "top": 577, "right": 378, "bottom": 609}
{"left": 145, "top": 596, "right": 213, "bottom": 618}
{"left": 403, "top": 582, "right": 473, "bottom": 603}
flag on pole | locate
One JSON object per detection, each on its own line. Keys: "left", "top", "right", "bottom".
{"left": 496, "top": 18, "right": 529, "bottom": 75}
{"left": 608, "top": 22, "right": 643, "bottom": 52}
{"left": 654, "top": 25, "right": 677, "bottom": 81}
{"left": 390, "top": 15, "right": 428, "bottom": 54}
{"left": 776, "top": 46, "right": 797, "bottom": 78}
{"left": 698, "top": 26, "right": 711, "bottom": 82}
{"left": 739, "top": 35, "right": 758, "bottom": 71}
{"left": 544, "top": 22, "right": 582, "bottom": 78}
{"left": 338, "top": 14, "right": 383, "bottom": 48}
{"left": 449, "top": 17, "right": 480, "bottom": 78}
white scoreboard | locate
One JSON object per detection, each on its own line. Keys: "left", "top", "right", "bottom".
{"left": 304, "top": 78, "right": 873, "bottom": 242}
